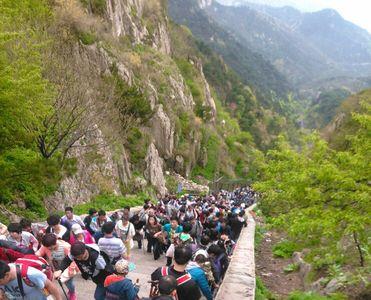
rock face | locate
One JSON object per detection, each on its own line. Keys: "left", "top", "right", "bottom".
{"left": 169, "top": 75, "right": 194, "bottom": 109}
{"left": 106, "top": 0, "right": 147, "bottom": 42}
{"left": 144, "top": 143, "right": 168, "bottom": 197}
{"left": 150, "top": 105, "right": 174, "bottom": 159}
{"left": 106, "top": 0, "right": 171, "bottom": 55}
{"left": 198, "top": 61, "right": 217, "bottom": 122}
{"left": 46, "top": 126, "right": 122, "bottom": 211}
{"left": 43, "top": 0, "right": 223, "bottom": 210}
{"left": 151, "top": 21, "right": 172, "bottom": 55}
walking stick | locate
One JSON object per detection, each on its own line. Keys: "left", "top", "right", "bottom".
{"left": 57, "top": 279, "right": 69, "bottom": 300}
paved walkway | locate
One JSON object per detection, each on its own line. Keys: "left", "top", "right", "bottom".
{"left": 66, "top": 241, "right": 165, "bottom": 299}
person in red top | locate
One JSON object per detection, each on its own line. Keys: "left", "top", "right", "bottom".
{"left": 104, "top": 259, "right": 139, "bottom": 300}
{"left": 0, "top": 247, "right": 24, "bottom": 263}
{"left": 69, "top": 224, "right": 95, "bottom": 245}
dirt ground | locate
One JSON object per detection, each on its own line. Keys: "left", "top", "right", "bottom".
{"left": 255, "top": 228, "right": 304, "bottom": 299}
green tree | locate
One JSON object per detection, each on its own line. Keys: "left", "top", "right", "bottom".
{"left": 254, "top": 101, "right": 370, "bottom": 269}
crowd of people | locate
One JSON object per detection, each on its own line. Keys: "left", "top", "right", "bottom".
{"left": 0, "top": 187, "right": 256, "bottom": 300}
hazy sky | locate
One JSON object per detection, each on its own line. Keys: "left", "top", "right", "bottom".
{"left": 217, "top": 0, "right": 371, "bottom": 33}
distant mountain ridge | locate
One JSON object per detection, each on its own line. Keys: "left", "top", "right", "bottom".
{"left": 193, "top": 0, "right": 371, "bottom": 95}
{"left": 168, "top": 0, "right": 291, "bottom": 103}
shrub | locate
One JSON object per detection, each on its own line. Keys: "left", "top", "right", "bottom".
{"left": 283, "top": 263, "right": 300, "bottom": 273}
{"left": 73, "top": 193, "right": 148, "bottom": 215}
{"left": 287, "top": 291, "right": 346, "bottom": 300}
{"left": 80, "top": 0, "right": 106, "bottom": 16}
{"left": 77, "top": 31, "right": 96, "bottom": 45}
{"left": 272, "top": 240, "right": 298, "bottom": 258}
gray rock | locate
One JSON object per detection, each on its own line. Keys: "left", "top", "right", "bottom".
{"left": 292, "top": 251, "right": 312, "bottom": 288}
{"left": 324, "top": 278, "right": 342, "bottom": 294}
{"left": 174, "top": 155, "right": 185, "bottom": 174}
{"left": 45, "top": 125, "right": 122, "bottom": 210}
{"left": 144, "top": 143, "right": 168, "bottom": 197}
{"left": 150, "top": 105, "right": 174, "bottom": 159}
{"left": 172, "top": 173, "right": 209, "bottom": 194}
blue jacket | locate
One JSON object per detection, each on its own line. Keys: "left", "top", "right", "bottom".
{"left": 186, "top": 262, "right": 213, "bottom": 300}
{"left": 105, "top": 277, "right": 139, "bottom": 300}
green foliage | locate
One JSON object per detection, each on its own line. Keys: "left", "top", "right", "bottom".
{"left": 80, "top": 0, "right": 106, "bottom": 16}
{"left": 124, "top": 127, "right": 149, "bottom": 168}
{"left": 77, "top": 31, "right": 96, "bottom": 45}
{"left": 287, "top": 291, "right": 346, "bottom": 300}
{"left": 305, "top": 88, "right": 351, "bottom": 129}
{"left": 255, "top": 225, "right": 267, "bottom": 250}
{"left": 254, "top": 96, "right": 371, "bottom": 271}
{"left": 192, "top": 132, "right": 221, "bottom": 180}
{"left": 73, "top": 193, "right": 148, "bottom": 215}
{"left": 0, "top": 0, "right": 66, "bottom": 218}
{"left": 284, "top": 263, "right": 300, "bottom": 273}
{"left": 272, "top": 240, "right": 298, "bottom": 258}
{"left": 110, "top": 65, "right": 153, "bottom": 124}
{"left": 165, "top": 174, "right": 178, "bottom": 194}
{"left": 255, "top": 277, "right": 277, "bottom": 300}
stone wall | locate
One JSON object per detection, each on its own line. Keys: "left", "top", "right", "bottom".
{"left": 215, "top": 204, "right": 256, "bottom": 300}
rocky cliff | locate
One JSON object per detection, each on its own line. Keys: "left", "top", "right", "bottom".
{"left": 43, "top": 0, "right": 252, "bottom": 210}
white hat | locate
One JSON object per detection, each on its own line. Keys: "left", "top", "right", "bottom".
{"left": 71, "top": 224, "right": 84, "bottom": 235}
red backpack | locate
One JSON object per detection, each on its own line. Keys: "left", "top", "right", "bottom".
{"left": 15, "top": 255, "right": 53, "bottom": 285}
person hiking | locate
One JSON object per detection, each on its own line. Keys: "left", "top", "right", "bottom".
{"left": 45, "top": 214, "right": 70, "bottom": 242}
{"left": 7, "top": 223, "right": 38, "bottom": 253}
{"left": 61, "top": 207, "right": 85, "bottom": 231}
{"left": 144, "top": 216, "right": 162, "bottom": 260}
{"left": 56, "top": 242, "right": 114, "bottom": 300}
{"left": 98, "top": 222, "right": 127, "bottom": 264}
{"left": 115, "top": 216, "right": 135, "bottom": 260}
{"left": 143, "top": 275, "right": 178, "bottom": 300}
{"left": 83, "top": 208, "right": 98, "bottom": 236}
{"left": 0, "top": 260, "right": 62, "bottom": 300}
{"left": 104, "top": 259, "right": 139, "bottom": 300}
{"left": 186, "top": 254, "right": 213, "bottom": 300}
{"left": 91, "top": 210, "right": 112, "bottom": 242}
{"left": 151, "top": 246, "right": 201, "bottom": 300}
{"left": 35, "top": 233, "right": 77, "bottom": 300}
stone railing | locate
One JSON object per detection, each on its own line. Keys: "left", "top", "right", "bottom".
{"left": 215, "top": 204, "right": 256, "bottom": 300}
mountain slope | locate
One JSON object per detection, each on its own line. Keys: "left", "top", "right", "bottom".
{"left": 203, "top": 1, "right": 334, "bottom": 85}
{"left": 1, "top": 0, "right": 272, "bottom": 218}
{"left": 198, "top": 0, "right": 371, "bottom": 96}
{"left": 322, "top": 89, "right": 371, "bottom": 150}
{"left": 168, "top": 0, "right": 291, "bottom": 103}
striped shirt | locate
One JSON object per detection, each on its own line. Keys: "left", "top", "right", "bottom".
{"left": 98, "top": 236, "right": 126, "bottom": 262}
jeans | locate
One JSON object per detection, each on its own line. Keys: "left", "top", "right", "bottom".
{"left": 94, "top": 283, "right": 106, "bottom": 300}
{"left": 64, "top": 278, "right": 75, "bottom": 293}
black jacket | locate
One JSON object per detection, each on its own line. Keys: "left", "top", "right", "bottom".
{"left": 151, "top": 266, "right": 201, "bottom": 300}
{"left": 60, "top": 244, "right": 113, "bottom": 284}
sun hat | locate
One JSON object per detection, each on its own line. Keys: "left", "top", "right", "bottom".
{"left": 71, "top": 224, "right": 84, "bottom": 235}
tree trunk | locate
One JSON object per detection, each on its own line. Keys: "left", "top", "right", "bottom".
{"left": 353, "top": 231, "right": 364, "bottom": 267}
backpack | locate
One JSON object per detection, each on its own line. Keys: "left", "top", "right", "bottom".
{"left": 150, "top": 267, "right": 192, "bottom": 299}
{"left": 15, "top": 255, "right": 53, "bottom": 283}
{"left": 15, "top": 255, "right": 53, "bottom": 299}
{"left": 160, "top": 267, "right": 192, "bottom": 286}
